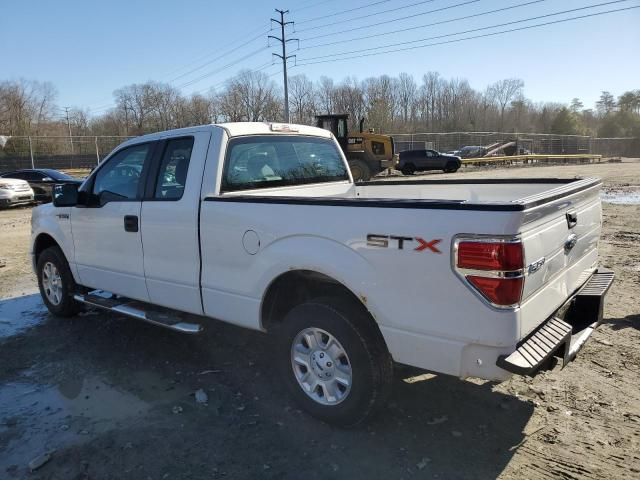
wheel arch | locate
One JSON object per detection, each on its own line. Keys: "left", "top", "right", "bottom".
{"left": 261, "top": 269, "right": 389, "bottom": 351}
{"left": 32, "top": 230, "right": 79, "bottom": 284}
{"left": 33, "top": 232, "right": 61, "bottom": 265}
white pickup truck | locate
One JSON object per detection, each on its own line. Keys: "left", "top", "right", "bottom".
{"left": 31, "top": 122, "right": 613, "bottom": 425}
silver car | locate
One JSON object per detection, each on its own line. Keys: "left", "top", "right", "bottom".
{"left": 0, "top": 177, "right": 35, "bottom": 207}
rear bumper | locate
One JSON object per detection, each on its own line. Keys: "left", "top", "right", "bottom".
{"left": 497, "top": 268, "right": 614, "bottom": 375}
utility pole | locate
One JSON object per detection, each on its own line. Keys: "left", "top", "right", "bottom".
{"left": 63, "top": 106, "right": 74, "bottom": 155}
{"left": 269, "top": 9, "right": 297, "bottom": 123}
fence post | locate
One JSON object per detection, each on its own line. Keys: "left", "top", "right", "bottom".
{"left": 28, "top": 136, "right": 35, "bottom": 169}
{"left": 95, "top": 136, "right": 100, "bottom": 164}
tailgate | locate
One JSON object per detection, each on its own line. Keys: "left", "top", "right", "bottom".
{"left": 519, "top": 181, "right": 602, "bottom": 336}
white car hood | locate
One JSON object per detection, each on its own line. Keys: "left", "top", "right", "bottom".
{"left": 0, "top": 178, "right": 31, "bottom": 187}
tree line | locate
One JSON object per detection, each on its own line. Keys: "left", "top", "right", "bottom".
{"left": 1, "top": 72, "right": 639, "bottom": 140}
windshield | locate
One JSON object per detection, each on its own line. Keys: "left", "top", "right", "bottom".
{"left": 222, "top": 135, "right": 348, "bottom": 192}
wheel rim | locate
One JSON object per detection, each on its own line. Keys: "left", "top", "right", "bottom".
{"left": 42, "top": 261, "right": 63, "bottom": 306}
{"left": 291, "top": 327, "right": 352, "bottom": 405}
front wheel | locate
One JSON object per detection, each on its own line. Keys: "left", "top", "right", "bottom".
{"left": 276, "top": 297, "right": 393, "bottom": 426}
{"left": 348, "top": 159, "right": 372, "bottom": 182}
{"left": 443, "top": 161, "right": 459, "bottom": 173}
{"left": 37, "top": 246, "right": 81, "bottom": 317}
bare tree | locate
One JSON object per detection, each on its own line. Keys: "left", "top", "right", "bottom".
{"left": 396, "top": 72, "right": 417, "bottom": 125}
{"left": 288, "top": 74, "right": 316, "bottom": 124}
{"left": 487, "top": 78, "right": 524, "bottom": 130}
{"left": 231, "top": 69, "right": 280, "bottom": 122}
{"left": 0, "top": 79, "right": 57, "bottom": 136}
{"left": 316, "top": 76, "right": 335, "bottom": 114}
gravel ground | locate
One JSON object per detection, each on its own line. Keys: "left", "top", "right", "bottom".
{"left": 0, "top": 160, "right": 638, "bottom": 479}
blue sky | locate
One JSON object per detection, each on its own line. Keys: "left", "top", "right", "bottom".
{"left": 2, "top": 0, "right": 638, "bottom": 114}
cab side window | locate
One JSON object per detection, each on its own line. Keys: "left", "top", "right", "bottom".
{"left": 372, "top": 141, "right": 385, "bottom": 155}
{"left": 154, "top": 137, "right": 194, "bottom": 200}
{"left": 93, "top": 144, "right": 150, "bottom": 200}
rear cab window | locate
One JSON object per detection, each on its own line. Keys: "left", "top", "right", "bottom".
{"left": 154, "top": 137, "right": 194, "bottom": 200}
{"left": 221, "top": 135, "right": 348, "bottom": 192}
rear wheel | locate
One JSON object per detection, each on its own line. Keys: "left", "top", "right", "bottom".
{"left": 37, "top": 246, "right": 81, "bottom": 317}
{"left": 276, "top": 297, "right": 393, "bottom": 426}
{"left": 348, "top": 159, "right": 372, "bottom": 182}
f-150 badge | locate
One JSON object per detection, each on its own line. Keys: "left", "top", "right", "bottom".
{"left": 367, "top": 234, "right": 442, "bottom": 253}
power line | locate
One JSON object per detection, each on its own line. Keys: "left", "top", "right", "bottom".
{"left": 160, "top": 25, "right": 270, "bottom": 80}
{"left": 295, "top": 0, "right": 392, "bottom": 24}
{"left": 296, "top": 0, "right": 439, "bottom": 33}
{"left": 299, "top": 0, "right": 635, "bottom": 62}
{"left": 299, "top": 0, "right": 547, "bottom": 50}
{"left": 291, "top": 0, "right": 339, "bottom": 13}
{"left": 301, "top": 0, "right": 481, "bottom": 42}
{"left": 168, "top": 30, "right": 269, "bottom": 83}
{"left": 85, "top": 24, "right": 271, "bottom": 110}
{"left": 177, "top": 46, "right": 270, "bottom": 89}
{"left": 295, "top": 4, "right": 640, "bottom": 66}
{"left": 188, "top": 62, "right": 279, "bottom": 96}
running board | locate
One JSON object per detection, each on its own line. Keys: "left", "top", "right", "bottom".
{"left": 73, "top": 290, "right": 203, "bottom": 334}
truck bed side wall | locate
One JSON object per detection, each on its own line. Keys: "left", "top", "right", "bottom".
{"left": 199, "top": 199, "right": 522, "bottom": 377}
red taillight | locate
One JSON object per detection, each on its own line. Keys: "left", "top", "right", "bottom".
{"left": 455, "top": 239, "right": 525, "bottom": 307}
{"left": 457, "top": 241, "right": 524, "bottom": 271}
{"left": 467, "top": 276, "right": 523, "bottom": 307}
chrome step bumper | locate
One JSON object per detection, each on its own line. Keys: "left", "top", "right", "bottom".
{"left": 74, "top": 290, "right": 203, "bottom": 334}
{"left": 497, "top": 268, "right": 614, "bottom": 376}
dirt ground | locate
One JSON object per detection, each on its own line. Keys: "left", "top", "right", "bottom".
{"left": 0, "top": 160, "right": 638, "bottom": 479}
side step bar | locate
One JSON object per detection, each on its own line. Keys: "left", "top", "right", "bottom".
{"left": 497, "top": 268, "right": 614, "bottom": 376}
{"left": 74, "top": 290, "right": 203, "bottom": 334}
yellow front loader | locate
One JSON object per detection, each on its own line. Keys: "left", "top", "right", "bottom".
{"left": 315, "top": 114, "right": 397, "bottom": 181}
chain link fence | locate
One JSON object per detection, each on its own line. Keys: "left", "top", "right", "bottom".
{"left": 0, "top": 133, "right": 638, "bottom": 172}
{"left": 0, "top": 136, "right": 133, "bottom": 171}
{"left": 390, "top": 132, "right": 639, "bottom": 158}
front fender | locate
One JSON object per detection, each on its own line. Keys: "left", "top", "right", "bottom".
{"left": 31, "top": 204, "right": 78, "bottom": 282}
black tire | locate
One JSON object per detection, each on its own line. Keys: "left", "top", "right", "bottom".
{"left": 276, "top": 297, "right": 393, "bottom": 427}
{"left": 401, "top": 163, "right": 416, "bottom": 176}
{"left": 348, "top": 159, "right": 372, "bottom": 182}
{"left": 37, "top": 246, "right": 81, "bottom": 317}
{"left": 443, "top": 161, "right": 459, "bottom": 173}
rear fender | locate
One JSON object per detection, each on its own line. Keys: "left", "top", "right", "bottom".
{"left": 257, "top": 235, "right": 382, "bottom": 326}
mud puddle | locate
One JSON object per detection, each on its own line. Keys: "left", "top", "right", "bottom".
{"left": 0, "top": 370, "right": 191, "bottom": 473}
{"left": 0, "top": 294, "right": 47, "bottom": 338}
{"left": 0, "top": 377, "right": 149, "bottom": 470}
{"left": 601, "top": 186, "right": 640, "bottom": 204}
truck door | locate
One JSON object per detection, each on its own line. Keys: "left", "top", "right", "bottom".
{"left": 71, "top": 142, "right": 155, "bottom": 301}
{"left": 140, "top": 132, "right": 210, "bottom": 315}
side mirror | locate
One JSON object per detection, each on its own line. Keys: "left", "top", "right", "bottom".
{"left": 53, "top": 183, "right": 79, "bottom": 207}
{"left": 42, "top": 177, "right": 54, "bottom": 182}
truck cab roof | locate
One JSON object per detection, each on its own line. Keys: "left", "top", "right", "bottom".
{"left": 119, "top": 123, "right": 332, "bottom": 149}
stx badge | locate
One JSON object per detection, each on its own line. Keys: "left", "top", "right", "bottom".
{"left": 367, "top": 234, "right": 442, "bottom": 253}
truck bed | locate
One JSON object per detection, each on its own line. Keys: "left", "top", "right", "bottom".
{"left": 224, "top": 177, "right": 600, "bottom": 212}
{"left": 354, "top": 178, "right": 596, "bottom": 205}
